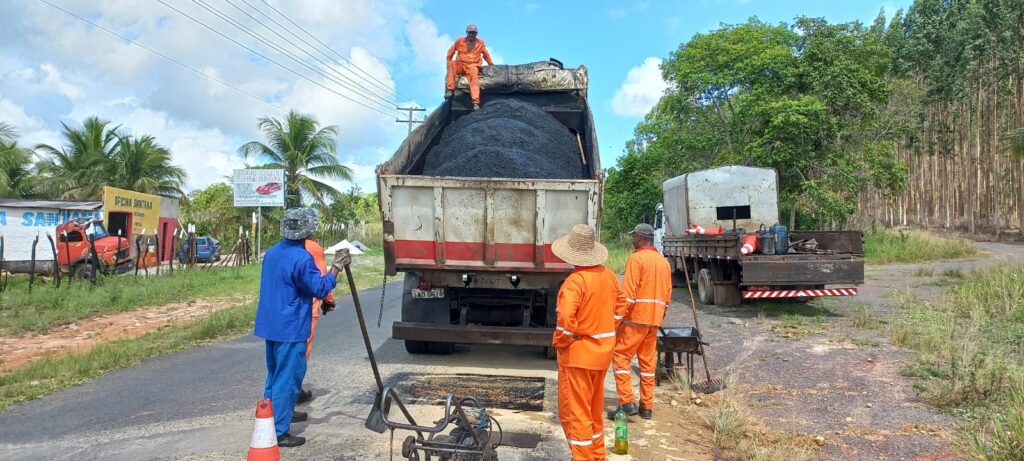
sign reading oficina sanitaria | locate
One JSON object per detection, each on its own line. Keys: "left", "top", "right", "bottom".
{"left": 233, "top": 169, "right": 286, "bottom": 207}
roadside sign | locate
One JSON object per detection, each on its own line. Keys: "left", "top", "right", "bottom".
{"left": 233, "top": 169, "right": 285, "bottom": 207}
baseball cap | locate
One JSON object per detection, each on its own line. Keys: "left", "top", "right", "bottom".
{"left": 629, "top": 223, "right": 656, "bottom": 238}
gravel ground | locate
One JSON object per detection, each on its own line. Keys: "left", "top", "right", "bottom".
{"left": 423, "top": 99, "right": 584, "bottom": 179}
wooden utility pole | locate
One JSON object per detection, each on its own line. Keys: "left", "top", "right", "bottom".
{"left": 395, "top": 106, "right": 425, "bottom": 134}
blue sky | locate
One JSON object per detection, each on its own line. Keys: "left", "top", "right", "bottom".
{"left": 0, "top": 0, "right": 911, "bottom": 194}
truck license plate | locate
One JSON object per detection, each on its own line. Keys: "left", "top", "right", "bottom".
{"left": 411, "top": 288, "right": 445, "bottom": 299}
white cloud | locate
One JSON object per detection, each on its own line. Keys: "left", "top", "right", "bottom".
{"left": 611, "top": 57, "right": 667, "bottom": 118}
{"left": 0, "top": 94, "right": 62, "bottom": 148}
{"left": 404, "top": 13, "right": 452, "bottom": 75}
{"left": 0, "top": 0, "right": 444, "bottom": 196}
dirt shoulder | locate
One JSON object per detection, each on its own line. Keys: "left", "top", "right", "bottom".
{"left": 652, "top": 241, "right": 1024, "bottom": 460}
{"left": 0, "top": 296, "right": 251, "bottom": 372}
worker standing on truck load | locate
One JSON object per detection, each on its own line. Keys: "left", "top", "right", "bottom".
{"left": 444, "top": 24, "right": 493, "bottom": 110}
{"left": 551, "top": 224, "right": 627, "bottom": 460}
{"left": 610, "top": 223, "right": 672, "bottom": 420}
{"left": 296, "top": 238, "right": 337, "bottom": 405}
{"left": 255, "top": 208, "right": 348, "bottom": 448}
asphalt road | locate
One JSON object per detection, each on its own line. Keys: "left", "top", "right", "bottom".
{"left": 0, "top": 281, "right": 571, "bottom": 460}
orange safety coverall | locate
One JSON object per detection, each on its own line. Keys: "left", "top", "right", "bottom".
{"left": 304, "top": 239, "right": 335, "bottom": 360}
{"left": 553, "top": 265, "right": 627, "bottom": 461}
{"left": 445, "top": 37, "right": 493, "bottom": 104}
{"left": 612, "top": 247, "right": 673, "bottom": 409}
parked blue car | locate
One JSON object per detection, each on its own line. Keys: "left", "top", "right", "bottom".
{"left": 178, "top": 236, "right": 222, "bottom": 263}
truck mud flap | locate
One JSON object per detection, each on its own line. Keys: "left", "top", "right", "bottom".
{"left": 392, "top": 322, "right": 554, "bottom": 347}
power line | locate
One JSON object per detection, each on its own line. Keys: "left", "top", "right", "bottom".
{"left": 257, "top": 0, "right": 416, "bottom": 103}
{"left": 188, "top": 0, "right": 401, "bottom": 116}
{"left": 152, "top": 0, "right": 396, "bottom": 118}
{"left": 36, "top": 0, "right": 286, "bottom": 115}
{"left": 228, "top": 0, "right": 401, "bottom": 107}
{"left": 37, "top": 0, "right": 380, "bottom": 151}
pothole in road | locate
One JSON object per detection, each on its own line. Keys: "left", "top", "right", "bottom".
{"left": 378, "top": 373, "right": 546, "bottom": 412}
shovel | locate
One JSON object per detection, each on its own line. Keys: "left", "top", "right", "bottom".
{"left": 682, "top": 265, "right": 726, "bottom": 394}
{"left": 338, "top": 249, "right": 389, "bottom": 433}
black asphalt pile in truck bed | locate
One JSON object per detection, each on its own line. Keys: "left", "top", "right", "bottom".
{"left": 422, "top": 99, "right": 585, "bottom": 179}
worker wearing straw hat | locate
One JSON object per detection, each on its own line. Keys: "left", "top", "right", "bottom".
{"left": 551, "top": 224, "right": 627, "bottom": 461}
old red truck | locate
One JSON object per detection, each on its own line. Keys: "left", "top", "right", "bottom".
{"left": 55, "top": 218, "right": 134, "bottom": 279}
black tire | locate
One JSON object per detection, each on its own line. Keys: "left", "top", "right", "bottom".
{"left": 427, "top": 342, "right": 455, "bottom": 355}
{"left": 401, "top": 272, "right": 453, "bottom": 355}
{"left": 72, "top": 263, "right": 91, "bottom": 281}
{"left": 404, "top": 340, "right": 430, "bottom": 354}
{"left": 697, "top": 268, "right": 715, "bottom": 305}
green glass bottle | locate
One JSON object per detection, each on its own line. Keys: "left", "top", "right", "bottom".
{"left": 613, "top": 408, "right": 629, "bottom": 455}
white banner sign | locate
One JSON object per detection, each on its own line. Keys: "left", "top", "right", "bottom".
{"left": 0, "top": 207, "right": 103, "bottom": 261}
{"left": 233, "top": 169, "right": 286, "bottom": 207}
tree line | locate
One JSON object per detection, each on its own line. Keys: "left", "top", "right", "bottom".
{"left": 0, "top": 118, "right": 187, "bottom": 200}
{"left": 604, "top": 0, "right": 1024, "bottom": 237}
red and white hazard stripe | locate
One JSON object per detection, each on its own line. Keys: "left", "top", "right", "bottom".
{"left": 742, "top": 288, "right": 859, "bottom": 299}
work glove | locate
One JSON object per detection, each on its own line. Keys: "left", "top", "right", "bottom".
{"left": 320, "top": 300, "right": 336, "bottom": 316}
{"left": 332, "top": 249, "right": 352, "bottom": 271}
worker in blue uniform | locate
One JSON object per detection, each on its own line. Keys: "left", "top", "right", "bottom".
{"left": 255, "top": 207, "right": 348, "bottom": 448}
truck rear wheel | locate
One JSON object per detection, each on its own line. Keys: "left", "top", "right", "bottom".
{"left": 401, "top": 273, "right": 455, "bottom": 355}
{"left": 72, "top": 264, "right": 92, "bottom": 281}
{"left": 697, "top": 268, "right": 715, "bottom": 305}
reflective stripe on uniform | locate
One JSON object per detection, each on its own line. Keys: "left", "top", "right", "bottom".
{"left": 556, "top": 326, "right": 574, "bottom": 336}
{"left": 567, "top": 438, "right": 593, "bottom": 446}
{"left": 632, "top": 298, "right": 668, "bottom": 305}
{"left": 590, "top": 331, "right": 616, "bottom": 339}
{"left": 614, "top": 315, "right": 624, "bottom": 320}
{"left": 625, "top": 297, "right": 636, "bottom": 303}
{"left": 640, "top": 372, "right": 657, "bottom": 377}
{"left": 593, "top": 432, "right": 603, "bottom": 439}
{"left": 613, "top": 369, "right": 631, "bottom": 375}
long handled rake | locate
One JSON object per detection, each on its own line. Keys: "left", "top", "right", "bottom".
{"left": 682, "top": 265, "right": 726, "bottom": 394}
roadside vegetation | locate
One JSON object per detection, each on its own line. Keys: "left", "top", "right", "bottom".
{"left": 863, "top": 230, "right": 976, "bottom": 265}
{"left": 0, "top": 251, "right": 385, "bottom": 409}
{"left": 0, "top": 266, "right": 260, "bottom": 335}
{"left": 892, "top": 266, "right": 1024, "bottom": 459}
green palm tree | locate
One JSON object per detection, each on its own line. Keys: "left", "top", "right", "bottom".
{"left": 109, "top": 135, "right": 187, "bottom": 198}
{"left": 238, "top": 111, "right": 352, "bottom": 208}
{"left": 35, "top": 116, "right": 122, "bottom": 200}
{"left": 0, "top": 123, "right": 38, "bottom": 199}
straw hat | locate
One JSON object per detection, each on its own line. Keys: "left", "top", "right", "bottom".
{"left": 551, "top": 224, "right": 608, "bottom": 267}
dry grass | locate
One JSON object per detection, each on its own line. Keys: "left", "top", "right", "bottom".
{"left": 702, "top": 399, "right": 747, "bottom": 449}
{"left": 892, "top": 266, "right": 1024, "bottom": 460}
{"left": 864, "top": 230, "right": 977, "bottom": 265}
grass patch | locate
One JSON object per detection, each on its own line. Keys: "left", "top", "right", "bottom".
{"left": 848, "top": 305, "right": 880, "bottom": 330}
{"left": 0, "top": 252, "right": 387, "bottom": 411}
{"left": 703, "top": 400, "right": 747, "bottom": 448}
{"left": 864, "top": 230, "right": 976, "bottom": 265}
{"left": 737, "top": 442, "right": 813, "bottom": 461}
{"left": 605, "top": 238, "right": 631, "bottom": 275}
{"left": 0, "top": 266, "right": 261, "bottom": 335}
{"left": 915, "top": 267, "right": 935, "bottom": 277}
{"left": 0, "top": 302, "right": 256, "bottom": 411}
{"left": 891, "top": 266, "right": 1024, "bottom": 460}
{"left": 0, "top": 251, "right": 385, "bottom": 336}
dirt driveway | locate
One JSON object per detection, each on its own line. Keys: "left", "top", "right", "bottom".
{"left": 633, "top": 242, "right": 1024, "bottom": 460}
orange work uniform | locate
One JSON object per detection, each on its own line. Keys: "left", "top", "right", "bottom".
{"left": 612, "top": 246, "right": 672, "bottom": 409}
{"left": 304, "top": 239, "right": 335, "bottom": 360}
{"left": 445, "top": 37, "right": 493, "bottom": 104}
{"left": 553, "top": 265, "right": 627, "bottom": 461}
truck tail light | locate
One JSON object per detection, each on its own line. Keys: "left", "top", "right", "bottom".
{"left": 417, "top": 278, "right": 432, "bottom": 291}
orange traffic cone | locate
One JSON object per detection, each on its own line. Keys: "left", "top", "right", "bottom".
{"left": 247, "top": 398, "right": 280, "bottom": 461}
{"left": 740, "top": 234, "right": 758, "bottom": 255}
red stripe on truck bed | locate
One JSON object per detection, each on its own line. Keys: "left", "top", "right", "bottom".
{"left": 393, "top": 240, "right": 568, "bottom": 268}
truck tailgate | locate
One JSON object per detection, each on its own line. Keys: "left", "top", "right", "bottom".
{"left": 380, "top": 175, "right": 602, "bottom": 275}
{"left": 740, "top": 254, "right": 864, "bottom": 286}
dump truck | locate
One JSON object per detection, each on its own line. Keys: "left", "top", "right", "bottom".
{"left": 377, "top": 61, "right": 601, "bottom": 354}
{"left": 653, "top": 166, "right": 864, "bottom": 306}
